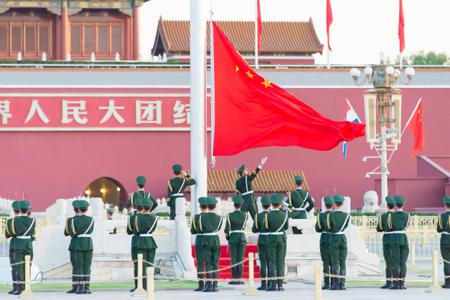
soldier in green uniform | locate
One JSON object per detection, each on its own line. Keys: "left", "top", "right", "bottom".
{"left": 288, "top": 176, "right": 314, "bottom": 234}
{"left": 198, "top": 197, "right": 223, "bottom": 292}
{"left": 5, "top": 201, "right": 21, "bottom": 295}
{"left": 235, "top": 157, "right": 268, "bottom": 220}
{"left": 71, "top": 200, "right": 94, "bottom": 294}
{"left": 437, "top": 196, "right": 450, "bottom": 289}
{"left": 64, "top": 200, "right": 80, "bottom": 293}
{"left": 8, "top": 201, "right": 36, "bottom": 295}
{"left": 167, "top": 164, "right": 196, "bottom": 220}
{"left": 224, "top": 195, "right": 248, "bottom": 285}
{"left": 136, "top": 197, "right": 159, "bottom": 291}
{"left": 190, "top": 197, "right": 209, "bottom": 291}
{"left": 315, "top": 196, "right": 333, "bottom": 289}
{"left": 252, "top": 196, "right": 272, "bottom": 290}
{"left": 128, "top": 176, "right": 158, "bottom": 212}
{"left": 376, "top": 196, "right": 396, "bottom": 289}
{"left": 266, "top": 194, "right": 289, "bottom": 291}
{"left": 329, "top": 195, "right": 350, "bottom": 290}
{"left": 390, "top": 195, "right": 410, "bottom": 290}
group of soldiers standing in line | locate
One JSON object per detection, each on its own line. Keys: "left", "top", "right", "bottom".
{"left": 4, "top": 161, "right": 450, "bottom": 295}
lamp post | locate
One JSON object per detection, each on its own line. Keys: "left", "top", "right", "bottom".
{"left": 350, "top": 55, "right": 415, "bottom": 209}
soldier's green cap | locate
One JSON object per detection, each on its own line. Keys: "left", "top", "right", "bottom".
{"left": 198, "top": 197, "right": 208, "bottom": 206}
{"left": 172, "top": 164, "right": 183, "bottom": 173}
{"left": 78, "top": 200, "right": 90, "bottom": 209}
{"left": 136, "top": 176, "right": 147, "bottom": 186}
{"left": 232, "top": 195, "right": 244, "bottom": 204}
{"left": 260, "top": 196, "right": 272, "bottom": 206}
{"left": 444, "top": 196, "right": 450, "bottom": 204}
{"left": 333, "top": 195, "right": 345, "bottom": 204}
{"left": 207, "top": 197, "right": 217, "bottom": 205}
{"left": 237, "top": 165, "right": 245, "bottom": 174}
{"left": 324, "top": 196, "right": 334, "bottom": 205}
{"left": 294, "top": 176, "right": 303, "bottom": 184}
{"left": 19, "top": 201, "right": 30, "bottom": 210}
{"left": 385, "top": 196, "right": 396, "bottom": 205}
{"left": 107, "top": 208, "right": 114, "bottom": 214}
{"left": 271, "top": 193, "right": 283, "bottom": 204}
{"left": 12, "top": 201, "right": 20, "bottom": 210}
{"left": 72, "top": 200, "right": 79, "bottom": 208}
{"left": 395, "top": 195, "right": 406, "bottom": 206}
{"left": 141, "top": 197, "right": 152, "bottom": 207}
{"left": 134, "top": 198, "right": 143, "bottom": 207}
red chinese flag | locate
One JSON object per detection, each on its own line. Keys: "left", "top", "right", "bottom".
{"left": 407, "top": 101, "right": 425, "bottom": 155}
{"left": 257, "top": 0, "right": 262, "bottom": 53}
{"left": 399, "top": 0, "right": 405, "bottom": 53}
{"left": 212, "top": 22, "right": 365, "bottom": 156}
{"left": 326, "top": 0, "right": 333, "bottom": 51}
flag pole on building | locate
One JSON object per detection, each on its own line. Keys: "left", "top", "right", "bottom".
{"left": 190, "top": 0, "right": 208, "bottom": 215}
{"left": 255, "top": 0, "right": 261, "bottom": 69}
{"left": 326, "top": 0, "right": 333, "bottom": 69}
{"left": 398, "top": 0, "right": 405, "bottom": 69}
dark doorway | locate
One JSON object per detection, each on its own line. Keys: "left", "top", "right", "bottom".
{"left": 84, "top": 177, "right": 128, "bottom": 209}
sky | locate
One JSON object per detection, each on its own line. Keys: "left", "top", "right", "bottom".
{"left": 140, "top": 0, "right": 450, "bottom": 64}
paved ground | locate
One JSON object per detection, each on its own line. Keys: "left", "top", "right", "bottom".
{"left": 7, "top": 282, "right": 449, "bottom": 300}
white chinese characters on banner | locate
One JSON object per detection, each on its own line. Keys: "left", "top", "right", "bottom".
{"left": 173, "top": 100, "right": 191, "bottom": 125}
{"left": 136, "top": 100, "right": 162, "bottom": 125}
{"left": 99, "top": 100, "right": 125, "bottom": 124}
{"left": 0, "top": 100, "right": 12, "bottom": 125}
{"left": 61, "top": 100, "right": 88, "bottom": 124}
{"left": 25, "top": 100, "right": 50, "bottom": 124}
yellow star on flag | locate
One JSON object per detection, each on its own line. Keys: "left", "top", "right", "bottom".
{"left": 261, "top": 79, "right": 273, "bottom": 88}
{"left": 235, "top": 66, "right": 239, "bottom": 72}
{"left": 245, "top": 70, "right": 255, "bottom": 79}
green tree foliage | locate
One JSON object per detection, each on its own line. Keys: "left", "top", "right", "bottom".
{"left": 395, "top": 51, "right": 448, "bottom": 65}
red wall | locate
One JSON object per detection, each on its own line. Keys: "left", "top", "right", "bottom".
{"left": 0, "top": 87, "right": 449, "bottom": 211}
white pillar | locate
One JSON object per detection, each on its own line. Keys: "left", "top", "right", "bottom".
{"left": 380, "top": 123, "right": 388, "bottom": 208}
{"left": 190, "top": 0, "right": 208, "bottom": 216}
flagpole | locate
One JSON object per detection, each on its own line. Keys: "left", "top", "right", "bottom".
{"left": 327, "top": 48, "right": 331, "bottom": 69}
{"left": 209, "top": 2, "right": 216, "bottom": 167}
{"left": 401, "top": 98, "right": 422, "bottom": 136}
{"left": 190, "top": 0, "right": 208, "bottom": 215}
{"left": 254, "top": 0, "right": 259, "bottom": 69}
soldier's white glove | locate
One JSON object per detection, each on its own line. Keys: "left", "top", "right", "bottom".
{"left": 259, "top": 156, "right": 268, "bottom": 168}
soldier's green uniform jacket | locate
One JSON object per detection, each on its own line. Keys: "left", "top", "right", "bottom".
{"left": 65, "top": 217, "right": 75, "bottom": 251}
{"left": 288, "top": 188, "right": 314, "bottom": 219}
{"left": 5, "top": 217, "right": 18, "bottom": 259}
{"left": 377, "top": 210, "right": 394, "bottom": 283}
{"left": 127, "top": 213, "right": 139, "bottom": 249}
{"left": 136, "top": 214, "right": 158, "bottom": 250}
{"left": 72, "top": 215, "right": 94, "bottom": 251}
{"left": 129, "top": 190, "right": 158, "bottom": 211}
{"left": 224, "top": 211, "right": 248, "bottom": 243}
{"left": 167, "top": 175, "right": 196, "bottom": 202}
{"left": 437, "top": 208, "right": 450, "bottom": 282}
{"left": 329, "top": 209, "right": 350, "bottom": 280}
{"left": 391, "top": 211, "right": 409, "bottom": 245}
{"left": 198, "top": 211, "right": 223, "bottom": 282}
{"left": 191, "top": 210, "right": 205, "bottom": 281}
{"left": 10, "top": 215, "right": 36, "bottom": 250}
{"left": 235, "top": 166, "right": 261, "bottom": 220}
{"left": 252, "top": 210, "right": 270, "bottom": 279}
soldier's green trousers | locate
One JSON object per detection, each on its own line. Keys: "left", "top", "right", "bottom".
{"left": 330, "top": 236, "right": 347, "bottom": 277}
{"left": 195, "top": 245, "right": 205, "bottom": 281}
{"left": 441, "top": 244, "right": 450, "bottom": 277}
{"left": 74, "top": 250, "right": 93, "bottom": 284}
{"left": 229, "top": 241, "right": 246, "bottom": 280}
{"left": 13, "top": 249, "right": 33, "bottom": 284}
{"left": 131, "top": 246, "right": 138, "bottom": 280}
{"left": 267, "top": 240, "right": 286, "bottom": 280}
{"left": 201, "top": 245, "right": 220, "bottom": 282}
{"left": 383, "top": 244, "right": 394, "bottom": 279}
{"left": 241, "top": 195, "right": 258, "bottom": 220}
{"left": 137, "top": 248, "right": 156, "bottom": 287}
{"left": 320, "top": 242, "right": 331, "bottom": 279}
{"left": 9, "top": 249, "right": 16, "bottom": 286}
{"left": 257, "top": 244, "right": 269, "bottom": 280}
{"left": 392, "top": 244, "right": 409, "bottom": 279}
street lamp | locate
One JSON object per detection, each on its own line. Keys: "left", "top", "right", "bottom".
{"left": 350, "top": 55, "right": 414, "bottom": 209}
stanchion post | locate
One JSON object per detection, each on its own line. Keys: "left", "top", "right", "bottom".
{"left": 426, "top": 250, "right": 442, "bottom": 293}
{"left": 243, "top": 252, "right": 259, "bottom": 295}
{"left": 315, "top": 264, "right": 322, "bottom": 300}
{"left": 146, "top": 267, "right": 154, "bottom": 300}
{"left": 133, "top": 254, "right": 146, "bottom": 297}
{"left": 20, "top": 255, "right": 32, "bottom": 298}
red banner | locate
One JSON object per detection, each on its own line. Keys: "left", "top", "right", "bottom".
{"left": 0, "top": 96, "right": 197, "bottom": 131}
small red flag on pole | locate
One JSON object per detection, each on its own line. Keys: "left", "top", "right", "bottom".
{"left": 406, "top": 100, "right": 425, "bottom": 155}
{"left": 398, "top": 0, "right": 405, "bottom": 53}
{"left": 326, "top": 0, "right": 333, "bottom": 51}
